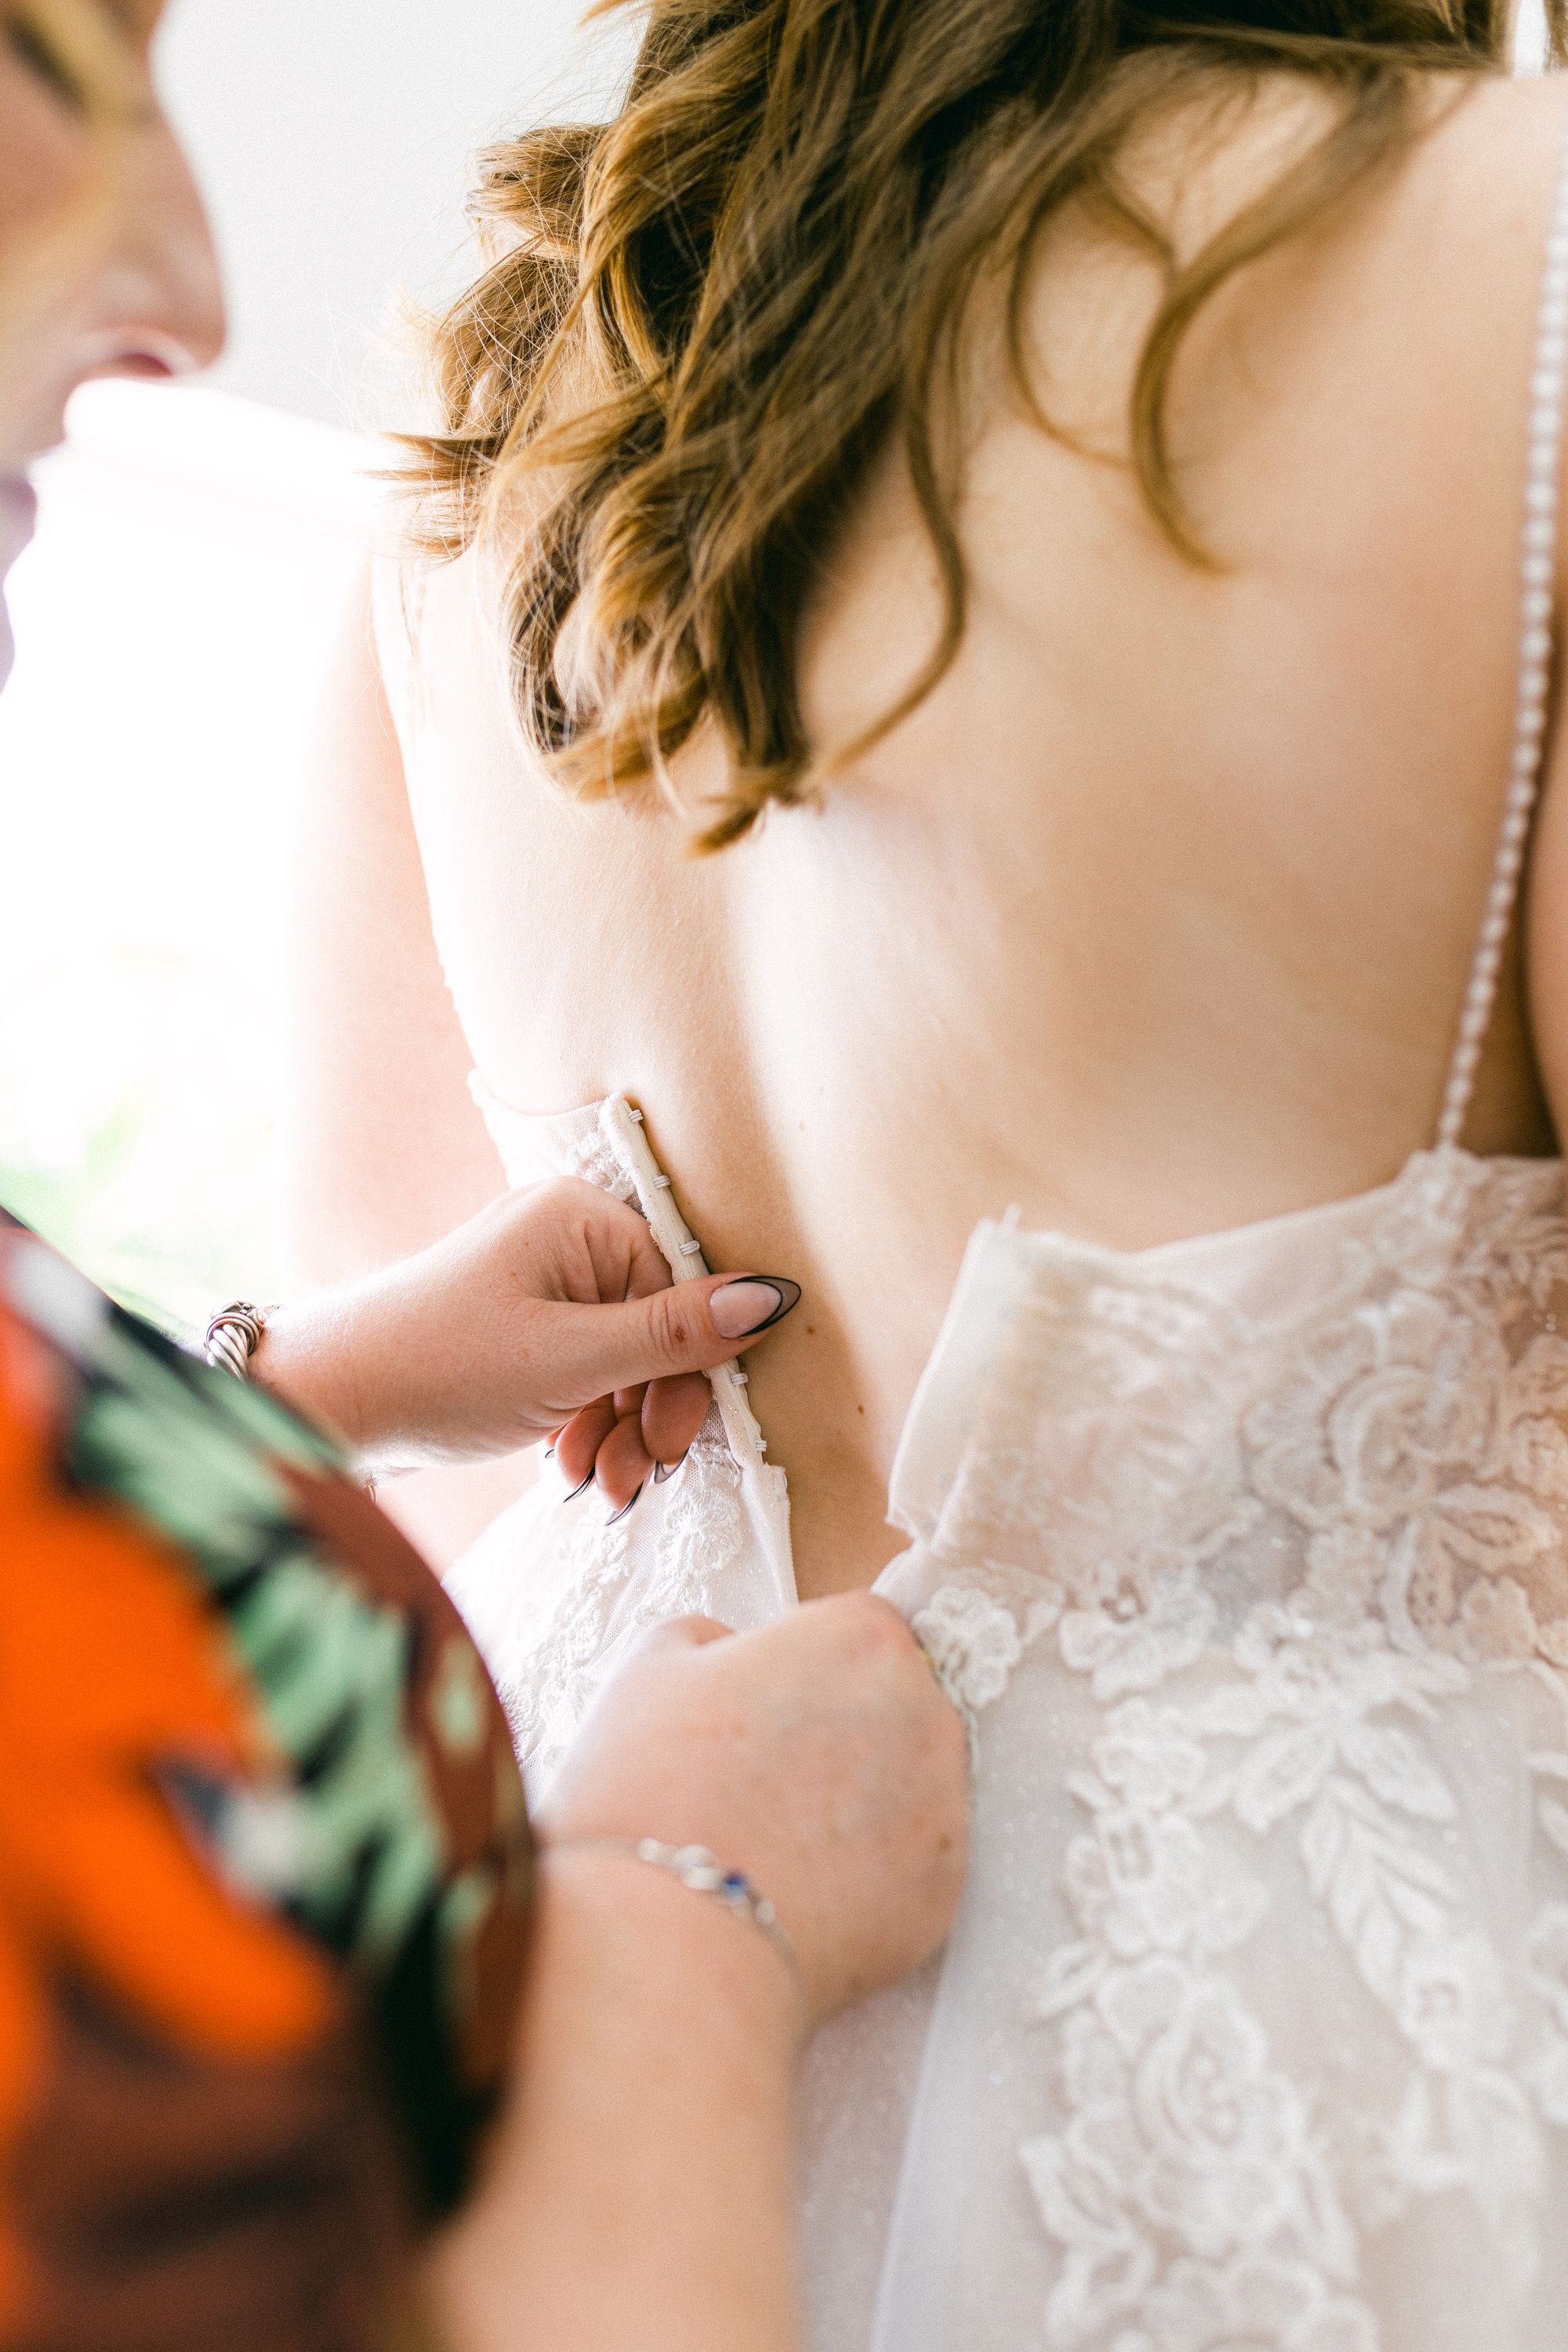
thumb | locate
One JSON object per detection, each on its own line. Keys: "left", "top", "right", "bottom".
{"left": 541, "top": 1274, "right": 801, "bottom": 1406}
{"left": 629, "top": 1614, "right": 735, "bottom": 1659}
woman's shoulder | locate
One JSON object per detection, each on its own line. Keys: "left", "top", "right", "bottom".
{"left": 1156, "top": 67, "right": 1568, "bottom": 326}
{"left": 368, "top": 522, "right": 519, "bottom": 760}
{"left": 1383, "top": 70, "right": 1568, "bottom": 261}
{"left": 1003, "top": 66, "right": 1568, "bottom": 479}
{"left": 1316, "top": 70, "right": 1568, "bottom": 471}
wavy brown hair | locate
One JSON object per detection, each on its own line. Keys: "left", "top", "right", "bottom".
{"left": 409, "top": 0, "right": 1555, "bottom": 849}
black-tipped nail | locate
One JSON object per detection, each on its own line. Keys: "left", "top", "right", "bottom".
{"left": 544, "top": 1446, "right": 555, "bottom": 1461}
{"left": 605, "top": 1485, "right": 644, "bottom": 1525}
{"left": 710, "top": 1276, "right": 803, "bottom": 1341}
{"left": 654, "top": 1457, "right": 682, "bottom": 1485}
{"left": 562, "top": 1472, "right": 594, "bottom": 1503}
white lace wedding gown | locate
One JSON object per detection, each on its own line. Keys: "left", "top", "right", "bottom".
{"left": 426, "top": 140, "right": 1568, "bottom": 2352}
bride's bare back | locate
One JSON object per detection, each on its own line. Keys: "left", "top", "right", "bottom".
{"left": 292, "top": 69, "right": 1568, "bottom": 1597}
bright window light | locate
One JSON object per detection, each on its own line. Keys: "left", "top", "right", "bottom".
{"left": 0, "top": 381, "right": 379, "bottom": 1331}
{"left": 1519, "top": 0, "right": 1550, "bottom": 71}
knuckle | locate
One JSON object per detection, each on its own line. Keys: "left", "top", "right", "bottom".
{"left": 619, "top": 1617, "right": 702, "bottom": 1674}
{"left": 532, "top": 1175, "right": 590, "bottom": 1225}
{"left": 650, "top": 1612, "right": 733, "bottom": 1654}
{"left": 837, "top": 1591, "right": 905, "bottom": 1655}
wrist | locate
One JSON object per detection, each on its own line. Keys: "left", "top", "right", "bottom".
{"left": 249, "top": 1294, "right": 375, "bottom": 1454}
{"left": 539, "top": 1842, "right": 804, "bottom": 2056}
{"left": 433, "top": 1831, "right": 801, "bottom": 2352}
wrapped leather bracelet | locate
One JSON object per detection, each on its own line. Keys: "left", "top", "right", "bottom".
{"left": 203, "top": 1301, "right": 379, "bottom": 1501}
{"left": 204, "top": 1300, "right": 274, "bottom": 1380}
{"left": 565, "top": 1838, "right": 804, "bottom": 2005}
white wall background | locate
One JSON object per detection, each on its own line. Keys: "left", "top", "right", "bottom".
{"left": 1, "top": 2, "right": 644, "bottom": 1336}
{"left": 154, "top": 0, "right": 639, "bottom": 428}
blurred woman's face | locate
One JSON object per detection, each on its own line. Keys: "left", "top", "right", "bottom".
{"left": 0, "top": 0, "right": 223, "bottom": 666}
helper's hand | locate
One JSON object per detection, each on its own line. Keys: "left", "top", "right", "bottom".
{"left": 252, "top": 1178, "right": 800, "bottom": 1501}
{"left": 541, "top": 1598, "right": 971, "bottom": 2028}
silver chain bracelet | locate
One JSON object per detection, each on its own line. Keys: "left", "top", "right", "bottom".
{"left": 569, "top": 1838, "right": 804, "bottom": 2002}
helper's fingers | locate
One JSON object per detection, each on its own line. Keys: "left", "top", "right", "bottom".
{"left": 555, "top": 1377, "right": 712, "bottom": 1515}
{"left": 626, "top": 1613, "right": 734, "bottom": 1659}
{"left": 593, "top": 1412, "right": 654, "bottom": 1512}
{"left": 555, "top": 1395, "right": 618, "bottom": 1492}
{"left": 641, "top": 1371, "right": 713, "bottom": 1465}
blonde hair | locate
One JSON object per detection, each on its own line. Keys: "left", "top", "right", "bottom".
{"left": 411, "top": 0, "right": 1559, "bottom": 851}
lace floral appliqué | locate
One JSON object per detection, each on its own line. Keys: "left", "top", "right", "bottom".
{"left": 909, "top": 1154, "right": 1568, "bottom": 2347}
{"left": 493, "top": 1409, "right": 747, "bottom": 1790}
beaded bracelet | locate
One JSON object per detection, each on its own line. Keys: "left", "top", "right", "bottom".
{"left": 568, "top": 1838, "right": 804, "bottom": 2002}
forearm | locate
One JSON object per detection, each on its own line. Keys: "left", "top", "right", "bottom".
{"left": 248, "top": 1289, "right": 537, "bottom": 1570}
{"left": 249, "top": 1288, "right": 370, "bottom": 1454}
{"left": 249, "top": 1250, "right": 504, "bottom": 1472}
{"left": 429, "top": 1847, "right": 802, "bottom": 2352}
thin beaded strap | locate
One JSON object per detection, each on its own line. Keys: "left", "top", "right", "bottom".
{"left": 1436, "top": 132, "right": 1568, "bottom": 1149}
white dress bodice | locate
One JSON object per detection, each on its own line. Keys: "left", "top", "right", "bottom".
{"left": 449, "top": 1089, "right": 1568, "bottom": 2351}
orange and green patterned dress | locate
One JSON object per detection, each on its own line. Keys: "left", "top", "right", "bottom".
{"left": 0, "top": 1211, "right": 532, "bottom": 2351}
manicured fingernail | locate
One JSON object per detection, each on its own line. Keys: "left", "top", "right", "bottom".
{"left": 710, "top": 1277, "right": 802, "bottom": 1341}
{"left": 562, "top": 1472, "right": 593, "bottom": 1503}
{"left": 653, "top": 1457, "right": 681, "bottom": 1485}
{"left": 605, "top": 1485, "right": 643, "bottom": 1525}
